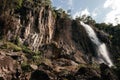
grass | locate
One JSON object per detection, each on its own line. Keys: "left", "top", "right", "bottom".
{"left": 0, "top": 41, "right": 22, "bottom": 51}
{"left": 77, "top": 63, "right": 100, "bottom": 70}
{"left": 21, "top": 45, "right": 33, "bottom": 54}
{"left": 0, "top": 39, "right": 43, "bottom": 67}
{"left": 77, "top": 64, "right": 87, "bottom": 68}
{"left": 0, "top": 39, "right": 34, "bottom": 53}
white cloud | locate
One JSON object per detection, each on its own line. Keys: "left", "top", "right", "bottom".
{"left": 104, "top": 0, "right": 120, "bottom": 9}
{"left": 104, "top": 9, "right": 120, "bottom": 25}
{"left": 51, "top": 0, "right": 53, "bottom": 2}
{"left": 57, "top": 0, "right": 73, "bottom": 6}
{"left": 61, "top": 0, "right": 64, "bottom": 3}
{"left": 72, "top": 11, "right": 81, "bottom": 19}
{"left": 72, "top": 8, "right": 90, "bottom": 19}
{"left": 55, "top": 0, "right": 73, "bottom": 9}
{"left": 81, "top": 9, "right": 90, "bottom": 16}
{"left": 92, "top": 8, "right": 98, "bottom": 18}
{"left": 56, "top": 6, "right": 62, "bottom": 10}
{"left": 104, "top": 0, "right": 113, "bottom": 8}
{"left": 92, "top": 12, "right": 97, "bottom": 17}
{"left": 68, "top": 0, "right": 73, "bottom": 6}
{"left": 104, "top": 0, "right": 120, "bottom": 25}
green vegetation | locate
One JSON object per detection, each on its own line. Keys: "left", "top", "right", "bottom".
{"left": 32, "top": 52, "right": 42, "bottom": 65}
{"left": 15, "top": 0, "right": 23, "bottom": 9}
{"left": 78, "top": 63, "right": 100, "bottom": 70}
{"left": 75, "top": 15, "right": 120, "bottom": 78}
{"left": 0, "top": 38, "right": 43, "bottom": 71}
{"left": 21, "top": 45, "right": 33, "bottom": 54}
{"left": 0, "top": 0, "right": 52, "bottom": 15}
{"left": 33, "top": 0, "right": 51, "bottom": 6}
{"left": 76, "top": 15, "right": 96, "bottom": 25}
{"left": 0, "top": 41, "right": 22, "bottom": 51}
{"left": 20, "top": 44, "right": 43, "bottom": 65}
{"left": 0, "top": 0, "right": 120, "bottom": 78}
{"left": 95, "top": 22, "right": 120, "bottom": 79}
{"left": 0, "top": 39, "right": 43, "bottom": 66}
{"left": 0, "top": 0, "right": 23, "bottom": 13}
{"left": 14, "top": 36, "right": 21, "bottom": 46}
{"left": 41, "top": 0, "right": 51, "bottom": 6}
{"left": 21, "top": 62, "right": 32, "bottom": 72}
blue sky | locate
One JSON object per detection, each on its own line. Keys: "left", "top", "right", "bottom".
{"left": 51, "top": 0, "right": 120, "bottom": 25}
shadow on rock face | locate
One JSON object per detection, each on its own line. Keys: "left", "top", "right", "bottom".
{"left": 100, "top": 63, "right": 118, "bottom": 80}
{"left": 75, "top": 67, "right": 101, "bottom": 80}
{"left": 0, "top": 77, "right": 4, "bottom": 80}
{"left": 30, "top": 70, "right": 50, "bottom": 80}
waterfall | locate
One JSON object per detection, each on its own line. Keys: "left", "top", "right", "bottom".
{"left": 80, "top": 21, "right": 113, "bottom": 67}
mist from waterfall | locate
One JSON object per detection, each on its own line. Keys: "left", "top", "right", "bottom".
{"left": 80, "top": 21, "right": 113, "bottom": 67}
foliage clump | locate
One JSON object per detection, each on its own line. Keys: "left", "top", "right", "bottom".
{"left": 0, "top": 41, "right": 22, "bottom": 51}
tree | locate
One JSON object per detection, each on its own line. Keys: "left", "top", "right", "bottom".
{"left": 33, "top": 0, "right": 51, "bottom": 6}
{"left": 76, "top": 15, "right": 96, "bottom": 25}
{"left": 0, "top": 0, "right": 23, "bottom": 14}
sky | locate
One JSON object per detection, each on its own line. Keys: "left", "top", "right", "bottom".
{"left": 51, "top": 0, "right": 120, "bottom": 25}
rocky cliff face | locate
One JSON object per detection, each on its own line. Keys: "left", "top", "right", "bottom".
{"left": 0, "top": 1, "right": 118, "bottom": 80}
{"left": 1, "top": 3, "right": 87, "bottom": 64}
{"left": 6, "top": 6, "right": 55, "bottom": 51}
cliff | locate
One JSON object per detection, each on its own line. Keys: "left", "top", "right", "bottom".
{"left": 0, "top": 0, "right": 119, "bottom": 80}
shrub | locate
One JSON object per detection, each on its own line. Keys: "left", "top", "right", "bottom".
{"left": 0, "top": 0, "right": 23, "bottom": 13}
{"left": 21, "top": 62, "right": 32, "bottom": 72}
{"left": 21, "top": 45, "right": 33, "bottom": 54}
{"left": 0, "top": 41, "right": 22, "bottom": 51}
{"left": 7, "top": 42, "right": 22, "bottom": 51}
{"left": 31, "top": 51, "right": 43, "bottom": 65}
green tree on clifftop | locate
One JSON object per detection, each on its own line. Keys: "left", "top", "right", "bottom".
{"left": 0, "top": 0, "right": 23, "bottom": 14}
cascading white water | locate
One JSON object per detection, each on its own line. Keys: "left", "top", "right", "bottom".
{"left": 80, "top": 21, "right": 113, "bottom": 67}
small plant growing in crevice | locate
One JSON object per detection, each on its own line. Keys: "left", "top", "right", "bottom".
{"left": 21, "top": 62, "right": 32, "bottom": 72}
